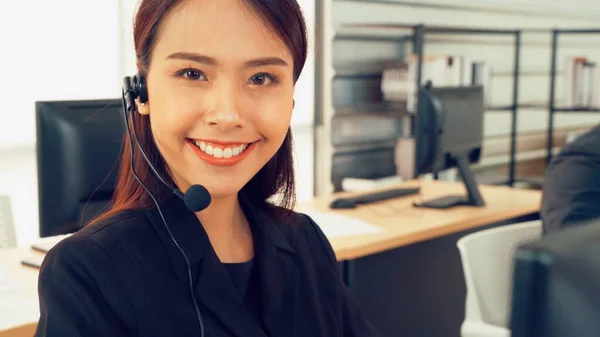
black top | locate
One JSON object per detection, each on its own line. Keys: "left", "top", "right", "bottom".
{"left": 223, "top": 260, "right": 263, "bottom": 327}
{"left": 34, "top": 192, "right": 381, "bottom": 337}
{"left": 223, "top": 260, "right": 254, "bottom": 299}
{"left": 542, "top": 123, "right": 600, "bottom": 234}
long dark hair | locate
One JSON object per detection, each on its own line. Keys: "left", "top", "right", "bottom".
{"left": 92, "top": 0, "right": 308, "bottom": 224}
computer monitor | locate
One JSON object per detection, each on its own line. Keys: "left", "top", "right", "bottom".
{"left": 510, "top": 219, "right": 600, "bottom": 337}
{"left": 36, "top": 99, "right": 125, "bottom": 237}
{"left": 412, "top": 83, "right": 485, "bottom": 209}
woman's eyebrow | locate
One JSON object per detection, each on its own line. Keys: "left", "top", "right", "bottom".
{"left": 166, "top": 52, "right": 289, "bottom": 68}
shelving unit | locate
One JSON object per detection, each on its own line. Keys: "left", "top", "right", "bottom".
{"left": 337, "top": 23, "right": 522, "bottom": 185}
{"left": 321, "top": 10, "right": 600, "bottom": 194}
{"left": 547, "top": 28, "right": 600, "bottom": 164}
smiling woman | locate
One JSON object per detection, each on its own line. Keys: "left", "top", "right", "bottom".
{"left": 33, "top": 1, "right": 380, "bottom": 337}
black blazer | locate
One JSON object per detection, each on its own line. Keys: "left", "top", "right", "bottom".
{"left": 542, "top": 123, "right": 600, "bottom": 234}
{"left": 34, "top": 193, "right": 381, "bottom": 337}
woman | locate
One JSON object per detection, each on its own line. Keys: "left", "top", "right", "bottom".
{"left": 35, "top": 0, "right": 380, "bottom": 336}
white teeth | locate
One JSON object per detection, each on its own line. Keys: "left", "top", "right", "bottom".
{"left": 213, "top": 147, "right": 223, "bottom": 158}
{"left": 193, "top": 140, "right": 251, "bottom": 158}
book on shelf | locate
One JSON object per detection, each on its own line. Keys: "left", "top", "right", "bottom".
{"left": 564, "top": 56, "right": 600, "bottom": 109}
{"left": 381, "top": 54, "right": 493, "bottom": 112}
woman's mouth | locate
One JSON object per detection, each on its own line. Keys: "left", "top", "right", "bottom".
{"left": 186, "top": 139, "right": 257, "bottom": 167}
{"left": 193, "top": 140, "right": 250, "bottom": 159}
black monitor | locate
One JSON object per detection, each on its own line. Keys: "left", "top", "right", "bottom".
{"left": 510, "top": 219, "right": 600, "bottom": 337}
{"left": 36, "top": 99, "right": 125, "bottom": 237}
{"left": 412, "top": 84, "right": 485, "bottom": 209}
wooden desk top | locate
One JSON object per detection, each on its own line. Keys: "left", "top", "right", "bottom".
{"left": 295, "top": 180, "right": 541, "bottom": 261}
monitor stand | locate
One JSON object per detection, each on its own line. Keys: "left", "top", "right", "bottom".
{"left": 413, "top": 155, "right": 485, "bottom": 209}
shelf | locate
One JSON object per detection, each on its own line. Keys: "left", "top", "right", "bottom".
{"left": 553, "top": 107, "right": 600, "bottom": 113}
{"left": 480, "top": 178, "right": 543, "bottom": 190}
{"left": 334, "top": 30, "right": 412, "bottom": 42}
{"left": 487, "top": 105, "right": 515, "bottom": 111}
{"left": 556, "top": 29, "right": 600, "bottom": 34}
{"left": 333, "top": 72, "right": 382, "bottom": 80}
{"left": 486, "top": 103, "right": 550, "bottom": 111}
{"left": 492, "top": 70, "right": 564, "bottom": 77}
{"left": 519, "top": 103, "right": 550, "bottom": 109}
{"left": 334, "top": 102, "right": 409, "bottom": 116}
{"left": 339, "top": 23, "right": 518, "bottom": 35}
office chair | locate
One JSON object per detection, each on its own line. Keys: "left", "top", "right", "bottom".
{"left": 457, "top": 221, "right": 542, "bottom": 337}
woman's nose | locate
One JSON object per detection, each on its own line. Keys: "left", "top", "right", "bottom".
{"left": 203, "top": 83, "right": 243, "bottom": 132}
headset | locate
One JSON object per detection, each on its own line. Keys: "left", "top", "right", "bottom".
{"left": 121, "top": 73, "right": 209, "bottom": 337}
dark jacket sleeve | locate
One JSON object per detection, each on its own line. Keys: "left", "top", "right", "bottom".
{"left": 303, "top": 214, "right": 382, "bottom": 337}
{"left": 35, "top": 235, "right": 135, "bottom": 336}
{"left": 541, "top": 143, "right": 600, "bottom": 234}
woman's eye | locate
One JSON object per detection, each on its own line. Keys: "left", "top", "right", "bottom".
{"left": 176, "top": 68, "right": 206, "bottom": 81}
{"left": 249, "top": 73, "right": 278, "bottom": 86}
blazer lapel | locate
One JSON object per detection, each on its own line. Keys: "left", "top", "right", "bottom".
{"left": 146, "top": 194, "right": 267, "bottom": 337}
{"left": 240, "top": 196, "right": 300, "bottom": 337}
{"left": 147, "top": 193, "right": 301, "bottom": 337}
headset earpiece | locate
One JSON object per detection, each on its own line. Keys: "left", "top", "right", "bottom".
{"left": 132, "top": 73, "right": 148, "bottom": 104}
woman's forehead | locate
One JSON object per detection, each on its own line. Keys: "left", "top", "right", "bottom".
{"left": 152, "top": 0, "right": 292, "bottom": 65}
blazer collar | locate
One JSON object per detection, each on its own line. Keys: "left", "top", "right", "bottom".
{"left": 144, "top": 192, "right": 296, "bottom": 279}
{"left": 145, "top": 192, "right": 301, "bottom": 337}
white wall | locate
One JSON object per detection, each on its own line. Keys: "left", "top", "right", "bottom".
{"left": 0, "top": 0, "right": 121, "bottom": 149}
{"left": 0, "top": 0, "right": 121, "bottom": 247}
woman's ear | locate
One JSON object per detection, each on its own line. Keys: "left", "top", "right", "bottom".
{"left": 136, "top": 100, "right": 150, "bottom": 115}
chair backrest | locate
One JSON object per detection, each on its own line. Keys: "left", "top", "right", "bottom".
{"left": 457, "top": 220, "right": 542, "bottom": 328}
{"left": 0, "top": 195, "right": 17, "bottom": 249}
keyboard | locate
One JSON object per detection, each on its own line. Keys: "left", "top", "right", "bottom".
{"left": 329, "top": 187, "right": 420, "bottom": 209}
{"left": 31, "top": 234, "right": 72, "bottom": 253}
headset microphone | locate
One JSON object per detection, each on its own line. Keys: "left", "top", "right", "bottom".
{"left": 122, "top": 76, "right": 212, "bottom": 213}
{"left": 182, "top": 185, "right": 212, "bottom": 212}
{"left": 121, "top": 74, "right": 207, "bottom": 337}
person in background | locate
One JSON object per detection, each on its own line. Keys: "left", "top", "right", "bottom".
{"left": 541, "top": 123, "right": 600, "bottom": 234}
{"left": 34, "top": 0, "right": 380, "bottom": 336}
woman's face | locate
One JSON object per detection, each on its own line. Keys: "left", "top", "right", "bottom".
{"left": 139, "top": 0, "right": 294, "bottom": 199}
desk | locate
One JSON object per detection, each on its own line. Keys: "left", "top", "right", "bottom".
{"left": 296, "top": 180, "right": 541, "bottom": 337}
{"left": 0, "top": 180, "right": 541, "bottom": 337}
{"left": 297, "top": 180, "right": 541, "bottom": 260}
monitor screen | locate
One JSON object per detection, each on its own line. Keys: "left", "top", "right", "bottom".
{"left": 36, "top": 99, "right": 125, "bottom": 237}
{"left": 415, "top": 85, "right": 484, "bottom": 176}
{"left": 510, "top": 219, "right": 600, "bottom": 337}
{"left": 435, "top": 86, "right": 484, "bottom": 159}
